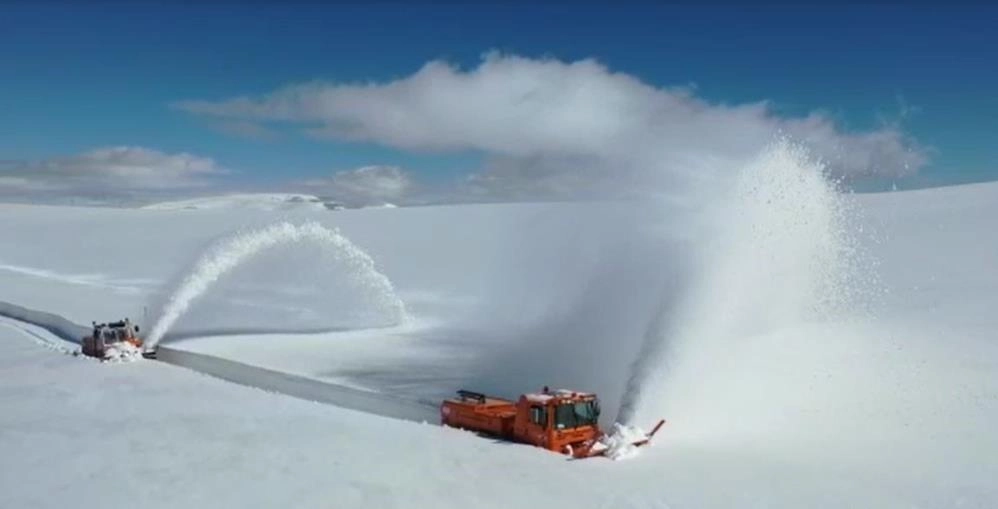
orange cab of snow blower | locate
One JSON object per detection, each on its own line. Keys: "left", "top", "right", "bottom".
{"left": 441, "top": 387, "right": 663, "bottom": 458}
{"left": 81, "top": 318, "right": 143, "bottom": 359}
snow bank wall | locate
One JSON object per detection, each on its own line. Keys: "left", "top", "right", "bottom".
{"left": 0, "top": 300, "right": 88, "bottom": 345}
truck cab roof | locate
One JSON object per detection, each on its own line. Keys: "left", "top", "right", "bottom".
{"left": 523, "top": 389, "right": 596, "bottom": 404}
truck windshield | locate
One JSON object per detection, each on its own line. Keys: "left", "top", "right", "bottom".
{"left": 554, "top": 401, "right": 599, "bottom": 429}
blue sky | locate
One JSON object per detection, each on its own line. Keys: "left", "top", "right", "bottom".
{"left": 2, "top": 3, "right": 997, "bottom": 201}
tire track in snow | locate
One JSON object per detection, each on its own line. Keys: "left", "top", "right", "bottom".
{"left": 0, "top": 300, "right": 90, "bottom": 347}
{"left": 0, "top": 316, "right": 78, "bottom": 354}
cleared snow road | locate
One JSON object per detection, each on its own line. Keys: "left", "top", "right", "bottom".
{"left": 154, "top": 346, "right": 439, "bottom": 422}
{"left": 0, "top": 301, "right": 439, "bottom": 424}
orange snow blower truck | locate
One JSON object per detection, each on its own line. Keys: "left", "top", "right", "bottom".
{"left": 441, "top": 387, "right": 665, "bottom": 459}
{"left": 81, "top": 319, "right": 143, "bottom": 359}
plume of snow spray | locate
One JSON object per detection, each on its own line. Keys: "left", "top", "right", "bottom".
{"left": 617, "top": 140, "right": 869, "bottom": 427}
{"left": 144, "top": 221, "right": 407, "bottom": 348}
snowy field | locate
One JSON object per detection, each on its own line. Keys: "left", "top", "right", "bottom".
{"left": 2, "top": 148, "right": 997, "bottom": 507}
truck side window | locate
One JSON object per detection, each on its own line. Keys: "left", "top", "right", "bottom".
{"left": 530, "top": 406, "right": 547, "bottom": 428}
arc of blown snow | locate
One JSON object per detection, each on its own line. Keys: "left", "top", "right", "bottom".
{"left": 145, "top": 221, "right": 407, "bottom": 348}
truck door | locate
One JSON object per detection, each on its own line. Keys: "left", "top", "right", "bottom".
{"left": 525, "top": 405, "right": 549, "bottom": 447}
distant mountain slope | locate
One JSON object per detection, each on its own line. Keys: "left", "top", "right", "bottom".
{"left": 141, "top": 193, "right": 338, "bottom": 211}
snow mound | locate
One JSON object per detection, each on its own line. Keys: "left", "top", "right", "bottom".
{"left": 100, "top": 342, "right": 143, "bottom": 363}
{"left": 141, "top": 194, "right": 329, "bottom": 211}
{"left": 595, "top": 423, "right": 649, "bottom": 461}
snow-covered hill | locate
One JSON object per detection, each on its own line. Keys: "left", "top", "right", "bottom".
{"left": 141, "top": 193, "right": 338, "bottom": 211}
{"left": 2, "top": 170, "right": 997, "bottom": 507}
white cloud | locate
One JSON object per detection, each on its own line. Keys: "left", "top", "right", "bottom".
{"left": 177, "top": 53, "right": 928, "bottom": 200}
{"left": 299, "top": 165, "right": 413, "bottom": 206}
{"left": 0, "top": 146, "right": 226, "bottom": 203}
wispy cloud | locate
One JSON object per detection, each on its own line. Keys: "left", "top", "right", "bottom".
{"left": 177, "top": 52, "right": 929, "bottom": 200}
{"left": 298, "top": 165, "right": 413, "bottom": 206}
{"left": 0, "top": 146, "right": 227, "bottom": 204}
{"left": 5, "top": 54, "right": 929, "bottom": 207}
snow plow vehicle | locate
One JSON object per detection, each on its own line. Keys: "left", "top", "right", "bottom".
{"left": 441, "top": 387, "right": 665, "bottom": 459}
{"left": 80, "top": 319, "right": 145, "bottom": 360}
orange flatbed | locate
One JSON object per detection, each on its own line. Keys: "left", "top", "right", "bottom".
{"left": 441, "top": 392, "right": 518, "bottom": 437}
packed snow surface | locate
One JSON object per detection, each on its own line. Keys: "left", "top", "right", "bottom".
{"left": 2, "top": 144, "right": 998, "bottom": 507}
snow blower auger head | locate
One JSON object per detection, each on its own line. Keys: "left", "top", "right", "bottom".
{"left": 440, "top": 386, "right": 666, "bottom": 459}
{"left": 577, "top": 418, "right": 666, "bottom": 459}
{"left": 80, "top": 318, "right": 145, "bottom": 361}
